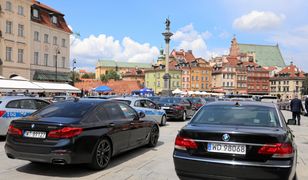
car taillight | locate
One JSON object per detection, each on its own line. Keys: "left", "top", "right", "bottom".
{"left": 48, "top": 127, "right": 83, "bottom": 139}
{"left": 258, "top": 143, "right": 293, "bottom": 158}
{"left": 196, "top": 103, "right": 203, "bottom": 107}
{"left": 175, "top": 135, "right": 198, "bottom": 150}
{"left": 174, "top": 105, "right": 184, "bottom": 110}
{"left": 0, "top": 110, "right": 6, "bottom": 117}
{"left": 7, "top": 125, "right": 22, "bottom": 136}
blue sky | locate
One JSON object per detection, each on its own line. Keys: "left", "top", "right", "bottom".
{"left": 40, "top": 0, "right": 308, "bottom": 71}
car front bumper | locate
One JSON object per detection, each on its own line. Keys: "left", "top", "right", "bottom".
{"left": 173, "top": 151, "right": 295, "bottom": 180}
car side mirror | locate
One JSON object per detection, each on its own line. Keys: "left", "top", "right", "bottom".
{"left": 139, "top": 112, "right": 145, "bottom": 118}
{"left": 287, "top": 119, "right": 296, "bottom": 125}
{"left": 156, "top": 105, "right": 161, "bottom": 109}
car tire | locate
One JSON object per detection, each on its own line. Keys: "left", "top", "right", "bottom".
{"left": 88, "top": 138, "right": 112, "bottom": 170}
{"left": 160, "top": 115, "right": 167, "bottom": 126}
{"left": 181, "top": 111, "right": 187, "bottom": 121}
{"left": 147, "top": 126, "right": 159, "bottom": 147}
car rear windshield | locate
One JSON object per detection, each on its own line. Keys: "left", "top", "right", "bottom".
{"left": 53, "top": 97, "right": 66, "bottom": 101}
{"left": 159, "top": 98, "right": 181, "bottom": 104}
{"left": 33, "top": 101, "right": 97, "bottom": 118}
{"left": 188, "top": 98, "right": 201, "bottom": 103}
{"left": 191, "top": 105, "right": 280, "bottom": 127}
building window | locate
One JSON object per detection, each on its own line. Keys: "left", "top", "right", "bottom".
{"left": 5, "top": 1, "right": 12, "bottom": 11}
{"left": 44, "top": 34, "right": 49, "bottom": 43}
{"left": 62, "top": 38, "right": 66, "bottom": 47}
{"left": 196, "top": 83, "right": 199, "bottom": 88}
{"left": 32, "top": 9, "right": 39, "bottom": 18}
{"left": 172, "top": 81, "right": 175, "bottom": 87}
{"left": 196, "top": 76, "right": 199, "bottom": 81}
{"left": 6, "top": 47, "right": 12, "bottom": 61}
{"left": 18, "top": 24, "right": 24, "bottom": 37}
{"left": 201, "top": 77, "right": 204, "bottom": 81}
{"left": 53, "top": 55, "right": 58, "bottom": 67}
{"left": 18, "top": 5, "right": 24, "bottom": 15}
{"left": 192, "top": 76, "right": 194, "bottom": 81}
{"left": 62, "top": 57, "right": 65, "bottom": 68}
{"left": 44, "top": 54, "right": 48, "bottom": 66}
{"left": 201, "top": 83, "right": 204, "bottom": 89}
{"left": 51, "top": 16, "right": 58, "bottom": 24}
{"left": 157, "top": 81, "right": 160, "bottom": 87}
{"left": 18, "top": 49, "right": 24, "bottom": 63}
{"left": 6, "top": 21, "right": 12, "bottom": 34}
{"left": 177, "top": 81, "right": 179, "bottom": 87}
{"left": 34, "top": 52, "right": 39, "bottom": 65}
{"left": 34, "top": 31, "right": 39, "bottom": 41}
{"left": 53, "top": 36, "right": 58, "bottom": 45}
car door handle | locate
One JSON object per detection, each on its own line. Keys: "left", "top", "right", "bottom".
{"left": 108, "top": 123, "right": 115, "bottom": 127}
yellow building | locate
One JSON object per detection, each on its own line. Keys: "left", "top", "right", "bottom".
{"left": 95, "top": 60, "right": 152, "bottom": 79}
{"left": 0, "top": 0, "right": 32, "bottom": 79}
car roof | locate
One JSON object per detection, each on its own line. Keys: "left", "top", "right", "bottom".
{"left": 0, "top": 96, "right": 44, "bottom": 101}
{"left": 112, "top": 97, "right": 150, "bottom": 101}
{"left": 205, "top": 101, "right": 277, "bottom": 108}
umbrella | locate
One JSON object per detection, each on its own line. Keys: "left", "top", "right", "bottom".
{"left": 172, "top": 88, "right": 182, "bottom": 94}
{"left": 94, "top": 85, "right": 112, "bottom": 92}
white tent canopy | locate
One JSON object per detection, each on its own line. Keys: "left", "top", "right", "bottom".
{"left": 172, "top": 88, "right": 182, "bottom": 94}
{"left": 0, "top": 79, "right": 43, "bottom": 92}
{"left": 32, "top": 82, "right": 81, "bottom": 93}
{"left": 0, "top": 79, "right": 80, "bottom": 93}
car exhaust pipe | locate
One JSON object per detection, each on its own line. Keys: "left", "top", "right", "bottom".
{"left": 52, "top": 159, "right": 66, "bottom": 165}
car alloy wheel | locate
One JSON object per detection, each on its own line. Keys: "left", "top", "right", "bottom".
{"left": 148, "top": 126, "right": 159, "bottom": 147}
{"left": 160, "top": 115, "right": 166, "bottom": 126}
{"left": 89, "top": 138, "right": 112, "bottom": 170}
{"left": 182, "top": 111, "right": 186, "bottom": 121}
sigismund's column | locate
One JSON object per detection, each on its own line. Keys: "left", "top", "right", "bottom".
{"left": 161, "top": 18, "right": 173, "bottom": 96}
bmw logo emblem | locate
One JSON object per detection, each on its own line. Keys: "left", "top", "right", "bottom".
{"left": 31, "top": 124, "right": 35, "bottom": 129}
{"left": 222, "top": 134, "right": 230, "bottom": 142}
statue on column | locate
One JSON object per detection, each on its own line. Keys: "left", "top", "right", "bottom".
{"left": 165, "top": 18, "right": 171, "bottom": 30}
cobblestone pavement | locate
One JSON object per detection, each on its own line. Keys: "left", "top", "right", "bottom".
{"left": 0, "top": 111, "right": 307, "bottom": 180}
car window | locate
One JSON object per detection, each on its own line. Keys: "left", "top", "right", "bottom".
{"left": 6, "top": 100, "right": 21, "bottom": 109}
{"left": 95, "top": 105, "right": 108, "bottom": 122}
{"left": 20, "top": 100, "right": 37, "bottom": 110}
{"left": 118, "top": 103, "right": 137, "bottom": 119}
{"left": 146, "top": 100, "right": 156, "bottom": 109}
{"left": 103, "top": 102, "right": 126, "bottom": 120}
{"left": 34, "top": 101, "right": 96, "bottom": 118}
{"left": 35, "top": 100, "right": 50, "bottom": 110}
{"left": 191, "top": 105, "right": 280, "bottom": 127}
{"left": 134, "top": 100, "right": 141, "bottom": 107}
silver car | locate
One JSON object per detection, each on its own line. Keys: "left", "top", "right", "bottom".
{"left": 112, "top": 97, "right": 167, "bottom": 126}
{"left": 0, "top": 96, "right": 50, "bottom": 136}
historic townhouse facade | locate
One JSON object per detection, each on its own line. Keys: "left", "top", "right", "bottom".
{"left": 0, "top": 0, "right": 71, "bottom": 81}
{"left": 270, "top": 63, "right": 305, "bottom": 100}
{"left": 0, "top": 0, "right": 32, "bottom": 79}
{"left": 30, "top": 1, "right": 72, "bottom": 82}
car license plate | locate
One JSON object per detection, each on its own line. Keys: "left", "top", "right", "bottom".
{"left": 162, "top": 107, "right": 170, "bottom": 109}
{"left": 23, "top": 131, "right": 46, "bottom": 139}
{"left": 207, "top": 143, "right": 246, "bottom": 155}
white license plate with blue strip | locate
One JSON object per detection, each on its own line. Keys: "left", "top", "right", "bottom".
{"left": 207, "top": 143, "right": 246, "bottom": 155}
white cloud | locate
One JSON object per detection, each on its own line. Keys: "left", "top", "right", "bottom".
{"left": 233, "top": 11, "right": 285, "bottom": 31}
{"left": 270, "top": 25, "right": 308, "bottom": 71}
{"left": 172, "top": 24, "right": 224, "bottom": 59}
{"left": 70, "top": 34, "right": 159, "bottom": 71}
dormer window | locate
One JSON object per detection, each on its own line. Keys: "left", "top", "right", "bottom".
{"left": 33, "top": 9, "right": 39, "bottom": 18}
{"left": 51, "top": 16, "right": 57, "bottom": 24}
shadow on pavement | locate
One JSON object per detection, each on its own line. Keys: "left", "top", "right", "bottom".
{"left": 0, "top": 136, "right": 6, "bottom": 142}
{"left": 16, "top": 141, "right": 164, "bottom": 178}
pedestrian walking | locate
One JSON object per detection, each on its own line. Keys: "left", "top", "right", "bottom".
{"left": 305, "top": 95, "right": 308, "bottom": 116}
{"left": 290, "top": 95, "right": 304, "bottom": 125}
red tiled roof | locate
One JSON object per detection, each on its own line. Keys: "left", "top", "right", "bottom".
{"left": 278, "top": 64, "right": 305, "bottom": 78}
{"left": 32, "top": 1, "right": 72, "bottom": 34}
{"left": 79, "top": 69, "right": 86, "bottom": 73}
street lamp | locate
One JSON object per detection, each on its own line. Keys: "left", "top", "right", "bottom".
{"left": 72, "top": 58, "right": 77, "bottom": 86}
{"left": 55, "top": 47, "right": 60, "bottom": 82}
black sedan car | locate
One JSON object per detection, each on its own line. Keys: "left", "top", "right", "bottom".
{"left": 173, "top": 101, "right": 297, "bottom": 180}
{"left": 158, "top": 97, "right": 194, "bottom": 121}
{"left": 5, "top": 99, "right": 159, "bottom": 170}
{"left": 187, "top": 97, "right": 206, "bottom": 111}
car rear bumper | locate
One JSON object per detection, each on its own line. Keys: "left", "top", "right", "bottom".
{"left": 173, "top": 152, "right": 295, "bottom": 180}
{"left": 5, "top": 139, "right": 92, "bottom": 165}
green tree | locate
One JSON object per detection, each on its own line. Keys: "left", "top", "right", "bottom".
{"left": 100, "top": 70, "right": 120, "bottom": 82}
{"left": 81, "top": 73, "right": 90, "bottom": 79}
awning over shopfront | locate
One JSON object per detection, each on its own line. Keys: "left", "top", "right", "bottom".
{"left": 33, "top": 71, "right": 71, "bottom": 82}
{"left": 32, "top": 82, "right": 81, "bottom": 93}
{"left": 0, "top": 79, "right": 43, "bottom": 92}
